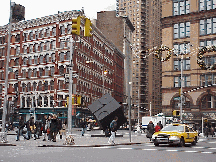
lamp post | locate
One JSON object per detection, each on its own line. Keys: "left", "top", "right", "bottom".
{"left": 1, "top": 1, "right": 13, "bottom": 142}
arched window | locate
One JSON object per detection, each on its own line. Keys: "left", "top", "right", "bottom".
{"left": 59, "top": 65, "right": 64, "bottom": 74}
{"left": 38, "top": 81, "right": 42, "bottom": 91}
{"left": 50, "top": 96, "right": 54, "bottom": 107}
{"left": 33, "top": 82, "right": 37, "bottom": 91}
{"left": 27, "top": 97, "right": 31, "bottom": 108}
{"left": 22, "top": 97, "right": 25, "bottom": 108}
{"left": 44, "top": 96, "right": 48, "bottom": 107}
{"left": 22, "top": 83, "right": 26, "bottom": 92}
{"left": 27, "top": 82, "right": 31, "bottom": 92}
{"left": 44, "top": 81, "right": 48, "bottom": 91}
{"left": 200, "top": 94, "right": 216, "bottom": 109}
{"left": 38, "top": 96, "right": 42, "bottom": 107}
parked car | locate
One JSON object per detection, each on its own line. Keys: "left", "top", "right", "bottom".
{"left": 152, "top": 123, "right": 198, "bottom": 147}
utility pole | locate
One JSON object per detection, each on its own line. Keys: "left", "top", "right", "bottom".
{"left": 68, "top": 36, "right": 74, "bottom": 134}
{"left": 1, "top": 0, "right": 13, "bottom": 142}
{"left": 180, "top": 54, "right": 183, "bottom": 122}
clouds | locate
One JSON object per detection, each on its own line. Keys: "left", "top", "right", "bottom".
{"left": 0, "top": 0, "right": 116, "bottom": 26}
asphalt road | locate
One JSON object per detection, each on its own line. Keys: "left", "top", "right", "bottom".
{"left": 0, "top": 135, "right": 215, "bottom": 162}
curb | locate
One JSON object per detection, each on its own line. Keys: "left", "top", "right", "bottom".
{"left": 38, "top": 142, "right": 146, "bottom": 148}
{"left": 0, "top": 143, "right": 16, "bottom": 146}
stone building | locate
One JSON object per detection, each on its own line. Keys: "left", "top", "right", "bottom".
{"left": 162, "top": 0, "right": 216, "bottom": 119}
{"left": 0, "top": 10, "right": 125, "bottom": 123}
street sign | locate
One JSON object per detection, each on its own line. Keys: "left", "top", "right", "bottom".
{"left": 174, "top": 97, "right": 181, "bottom": 100}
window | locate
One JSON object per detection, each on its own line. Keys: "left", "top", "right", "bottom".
{"left": 22, "top": 69, "right": 26, "bottom": 78}
{"left": 66, "top": 51, "right": 70, "bottom": 60}
{"left": 50, "top": 67, "right": 55, "bottom": 76}
{"left": 29, "top": 32, "right": 33, "bottom": 40}
{"left": 45, "top": 67, "right": 49, "bottom": 76}
{"left": 38, "top": 81, "right": 42, "bottom": 91}
{"left": 200, "top": 18, "right": 216, "bottom": 35}
{"left": 200, "top": 74, "right": 216, "bottom": 86}
{"left": 34, "top": 44, "right": 38, "bottom": 52}
{"left": 201, "top": 94, "right": 216, "bottom": 109}
{"left": 39, "top": 68, "right": 43, "bottom": 77}
{"left": 52, "top": 28, "right": 56, "bottom": 36}
{"left": 34, "top": 56, "right": 38, "bottom": 64}
{"left": 28, "top": 69, "right": 32, "bottom": 78}
{"left": 199, "top": 0, "right": 216, "bottom": 11}
{"left": 60, "top": 26, "right": 65, "bottom": 35}
{"left": 23, "top": 57, "right": 27, "bottom": 65}
{"left": 15, "top": 34, "right": 20, "bottom": 42}
{"left": 28, "top": 56, "right": 32, "bottom": 65}
{"left": 46, "top": 28, "right": 50, "bottom": 37}
{"left": 15, "top": 58, "right": 19, "bottom": 66}
{"left": 173, "top": 42, "right": 190, "bottom": 55}
{"left": 27, "top": 82, "right": 31, "bottom": 92}
{"left": 59, "top": 80, "right": 64, "bottom": 89}
{"left": 35, "top": 31, "right": 39, "bottom": 39}
{"left": 60, "top": 41, "right": 65, "bottom": 49}
{"left": 59, "top": 65, "right": 64, "bottom": 74}
{"left": 44, "top": 81, "right": 48, "bottom": 91}
{"left": 0, "top": 84, "right": 2, "bottom": 93}
{"left": 33, "top": 69, "right": 37, "bottom": 77}
{"left": 23, "top": 45, "right": 27, "bottom": 54}
{"left": 22, "top": 83, "right": 26, "bottom": 92}
{"left": 15, "top": 70, "right": 18, "bottom": 79}
{"left": 174, "top": 75, "right": 190, "bottom": 87}
{"left": 38, "top": 96, "right": 42, "bottom": 107}
{"left": 45, "top": 54, "right": 49, "bottom": 62}
{"left": 67, "top": 24, "right": 71, "bottom": 34}
{"left": 33, "top": 82, "right": 37, "bottom": 91}
{"left": 16, "top": 46, "right": 20, "bottom": 55}
{"left": 50, "top": 80, "right": 54, "bottom": 90}
{"left": 60, "top": 52, "right": 64, "bottom": 61}
{"left": 45, "top": 42, "right": 50, "bottom": 51}
{"left": 51, "top": 41, "right": 56, "bottom": 49}
{"left": 26, "top": 97, "right": 31, "bottom": 108}
{"left": 24, "top": 33, "right": 27, "bottom": 41}
{"left": 173, "top": 0, "right": 190, "bottom": 16}
{"left": 174, "top": 59, "right": 191, "bottom": 71}
{"left": 50, "top": 96, "right": 54, "bottom": 107}
{"left": 40, "top": 30, "right": 44, "bottom": 38}
{"left": 51, "top": 53, "right": 55, "bottom": 62}
{"left": 173, "top": 22, "right": 190, "bottom": 39}
{"left": 39, "top": 55, "right": 44, "bottom": 64}
{"left": 44, "top": 96, "right": 48, "bottom": 107}
{"left": 40, "top": 43, "right": 44, "bottom": 52}
{"left": 29, "top": 44, "right": 33, "bottom": 53}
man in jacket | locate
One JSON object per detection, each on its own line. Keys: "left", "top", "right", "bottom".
{"left": 50, "top": 114, "right": 58, "bottom": 142}
{"left": 16, "top": 116, "right": 25, "bottom": 141}
{"left": 147, "top": 121, "right": 154, "bottom": 141}
{"left": 108, "top": 116, "right": 118, "bottom": 144}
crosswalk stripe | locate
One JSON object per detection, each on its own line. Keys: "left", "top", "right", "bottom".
{"left": 142, "top": 148, "right": 157, "bottom": 151}
{"left": 117, "top": 148, "right": 133, "bottom": 150}
{"left": 184, "top": 151, "right": 198, "bottom": 153}
{"left": 166, "top": 150, "right": 178, "bottom": 152}
{"left": 201, "top": 152, "right": 213, "bottom": 154}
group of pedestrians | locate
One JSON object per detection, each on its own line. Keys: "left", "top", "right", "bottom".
{"left": 16, "top": 114, "right": 65, "bottom": 142}
{"left": 146, "top": 121, "right": 163, "bottom": 141}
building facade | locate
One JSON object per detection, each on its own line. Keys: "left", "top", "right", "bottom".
{"left": 162, "top": 0, "right": 216, "bottom": 119}
{"left": 0, "top": 10, "right": 125, "bottom": 124}
{"left": 96, "top": 11, "right": 135, "bottom": 119}
{"left": 117, "top": 0, "right": 162, "bottom": 118}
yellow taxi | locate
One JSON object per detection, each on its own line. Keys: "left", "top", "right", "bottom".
{"left": 152, "top": 123, "right": 198, "bottom": 147}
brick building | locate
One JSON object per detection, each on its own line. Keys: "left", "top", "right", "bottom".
{"left": 0, "top": 10, "right": 125, "bottom": 124}
{"left": 162, "top": 0, "right": 216, "bottom": 119}
{"left": 96, "top": 11, "right": 135, "bottom": 119}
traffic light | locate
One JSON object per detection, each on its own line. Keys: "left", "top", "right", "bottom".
{"left": 72, "top": 16, "right": 81, "bottom": 35}
{"left": 77, "top": 95, "right": 81, "bottom": 105}
{"left": 173, "top": 110, "right": 180, "bottom": 116}
{"left": 84, "top": 18, "right": 92, "bottom": 37}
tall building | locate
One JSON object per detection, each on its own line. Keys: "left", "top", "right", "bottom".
{"left": 0, "top": 10, "right": 125, "bottom": 124}
{"left": 117, "top": 0, "right": 162, "bottom": 118}
{"left": 162, "top": 0, "right": 216, "bottom": 119}
{"left": 96, "top": 11, "right": 135, "bottom": 118}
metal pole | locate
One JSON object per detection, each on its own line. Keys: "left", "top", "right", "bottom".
{"left": 102, "top": 66, "right": 104, "bottom": 95}
{"left": 202, "top": 117, "right": 204, "bottom": 134}
{"left": 180, "top": 54, "right": 183, "bottom": 122}
{"left": 150, "top": 102, "right": 152, "bottom": 116}
{"left": 128, "top": 95, "right": 131, "bottom": 142}
{"left": 1, "top": 1, "right": 12, "bottom": 138}
{"left": 68, "top": 36, "right": 74, "bottom": 134}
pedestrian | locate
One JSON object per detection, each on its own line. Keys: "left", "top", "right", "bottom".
{"left": 25, "top": 118, "right": 31, "bottom": 140}
{"left": 16, "top": 116, "right": 25, "bottom": 141}
{"left": 146, "top": 121, "right": 154, "bottom": 141}
{"left": 60, "top": 122, "right": 66, "bottom": 139}
{"left": 158, "top": 121, "right": 163, "bottom": 130}
{"left": 29, "top": 116, "right": 37, "bottom": 140}
{"left": 42, "top": 115, "right": 48, "bottom": 141}
{"left": 81, "top": 118, "right": 87, "bottom": 136}
{"left": 50, "top": 114, "right": 58, "bottom": 142}
{"left": 47, "top": 115, "right": 52, "bottom": 141}
{"left": 155, "top": 123, "right": 161, "bottom": 132}
{"left": 108, "top": 116, "right": 118, "bottom": 144}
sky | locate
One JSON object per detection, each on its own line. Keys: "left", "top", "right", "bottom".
{"left": 0, "top": 0, "right": 116, "bottom": 26}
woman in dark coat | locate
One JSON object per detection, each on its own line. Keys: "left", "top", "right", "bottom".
{"left": 147, "top": 121, "right": 155, "bottom": 141}
{"left": 50, "top": 114, "right": 58, "bottom": 142}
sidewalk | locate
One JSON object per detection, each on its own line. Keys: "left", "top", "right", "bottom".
{"left": 1, "top": 130, "right": 150, "bottom": 147}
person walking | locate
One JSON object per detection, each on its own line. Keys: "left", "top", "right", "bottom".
{"left": 158, "top": 121, "right": 163, "bottom": 130}
{"left": 42, "top": 115, "right": 48, "bottom": 141}
{"left": 81, "top": 118, "right": 87, "bottom": 136}
{"left": 146, "top": 121, "right": 154, "bottom": 141}
{"left": 50, "top": 114, "right": 58, "bottom": 142}
{"left": 16, "top": 116, "right": 25, "bottom": 141}
{"left": 155, "top": 123, "right": 161, "bottom": 132}
{"left": 25, "top": 118, "right": 31, "bottom": 140}
{"left": 108, "top": 116, "right": 118, "bottom": 144}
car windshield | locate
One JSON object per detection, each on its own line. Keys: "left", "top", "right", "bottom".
{"left": 161, "top": 125, "right": 184, "bottom": 132}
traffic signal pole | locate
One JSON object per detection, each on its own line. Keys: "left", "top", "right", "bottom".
{"left": 68, "top": 36, "right": 74, "bottom": 134}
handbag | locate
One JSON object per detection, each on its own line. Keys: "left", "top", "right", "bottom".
{"left": 47, "top": 128, "right": 50, "bottom": 134}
